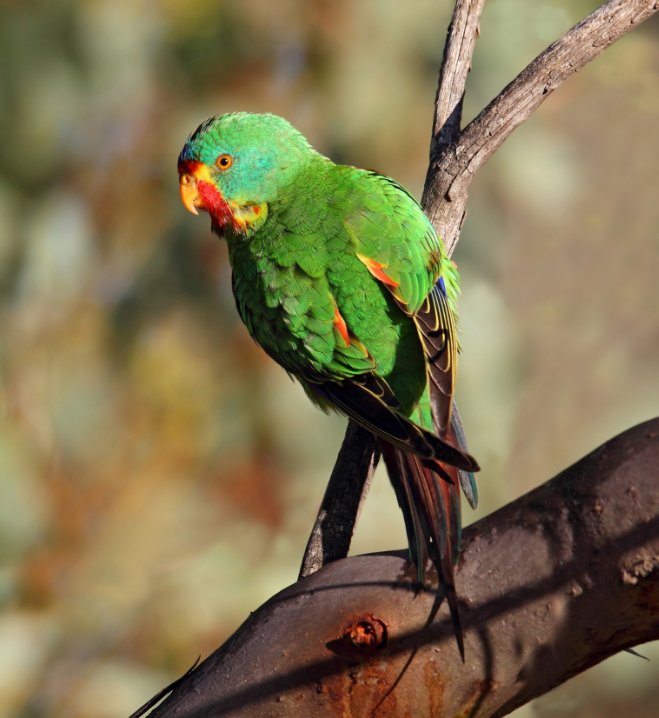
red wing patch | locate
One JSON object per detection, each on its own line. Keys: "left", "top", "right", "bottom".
{"left": 333, "top": 305, "right": 350, "bottom": 346}
{"left": 357, "top": 254, "right": 400, "bottom": 288}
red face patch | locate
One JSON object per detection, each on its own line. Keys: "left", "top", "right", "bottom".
{"left": 197, "top": 180, "right": 234, "bottom": 230}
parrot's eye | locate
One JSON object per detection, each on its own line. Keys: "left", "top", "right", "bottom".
{"left": 215, "top": 154, "right": 233, "bottom": 171}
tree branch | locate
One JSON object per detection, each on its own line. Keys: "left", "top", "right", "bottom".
{"left": 423, "top": 0, "right": 659, "bottom": 254}
{"left": 143, "top": 419, "right": 659, "bottom": 717}
{"left": 132, "top": 2, "right": 659, "bottom": 715}
{"left": 298, "top": 422, "right": 379, "bottom": 578}
{"left": 431, "top": 0, "right": 486, "bottom": 152}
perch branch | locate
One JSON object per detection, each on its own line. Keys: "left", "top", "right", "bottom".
{"left": 145, "top": 419, "right": 659, "bottom": 717}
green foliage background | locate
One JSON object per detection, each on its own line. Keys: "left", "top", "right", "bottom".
{"left": 0, "top": 1, "right": 657, "bottom": 716}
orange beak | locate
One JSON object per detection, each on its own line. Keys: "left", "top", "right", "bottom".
{"left": 178, "top": 163, "right": 215, "bottom": 216}
{"left": 179, "top": 173, "right": 199, "bottom": 215}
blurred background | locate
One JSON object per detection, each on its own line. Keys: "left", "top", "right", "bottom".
{"left": 0, "top": 0, "right": 657, "bottom": 716}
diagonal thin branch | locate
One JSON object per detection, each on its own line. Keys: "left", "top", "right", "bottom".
{"left": 454, "top": 0, "right": 659, "bottom": 182}
{"left": 298, "top": 422, "right": 379, "bottom": 578}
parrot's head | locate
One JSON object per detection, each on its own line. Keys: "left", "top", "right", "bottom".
{"left": 178, "top": 112, "right": 316, "bottom": 233}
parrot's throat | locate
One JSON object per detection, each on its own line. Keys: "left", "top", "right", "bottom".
{"left": 197, "top": 181, "right": 236, "bottom": 232}
{"left": 198, "top": 182, "right": 266, "bottom": 235}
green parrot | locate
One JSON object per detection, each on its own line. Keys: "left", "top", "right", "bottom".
{"left": 178, "top": 112, "right": 479, "bottom": 655}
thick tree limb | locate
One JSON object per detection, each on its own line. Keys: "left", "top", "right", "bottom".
{"left": 300, "top": 0, "right": 659, "bottom": 579}
{"left": 144, "top": 419, "right": 659, "bottom": 717}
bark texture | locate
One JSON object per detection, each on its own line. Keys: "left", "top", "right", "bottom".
{"left": 144, "top": 419, "right": 658, "bottom": 717}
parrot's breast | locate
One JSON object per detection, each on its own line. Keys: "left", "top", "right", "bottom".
{"left": 228, "top": 228, "right": 338, "bottom": 377}
{"left": 228, "top": 225, "right": 424, "bottom": 416}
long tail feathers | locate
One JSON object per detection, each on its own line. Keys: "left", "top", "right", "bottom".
{"left": 448, "top": 406, "right": 478, "bottom": 510}
{"left": 379, "top": 404, "right": 477, "bottom": 659}
{"left": 381, "top": 442, "right": 465, "bottom": 659}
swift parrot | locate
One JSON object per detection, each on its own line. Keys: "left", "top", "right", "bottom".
{"left": 178, "top": 112, "right": 479, "bottom": 655}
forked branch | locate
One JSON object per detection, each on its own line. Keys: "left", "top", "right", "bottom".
{"left": 424, "top": 0, "right": 659, "bottom": 254}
